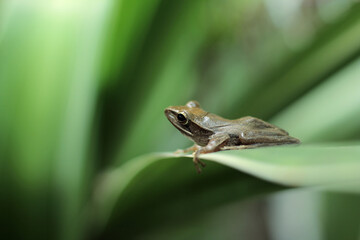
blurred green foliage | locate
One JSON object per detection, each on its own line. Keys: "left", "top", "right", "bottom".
{"left": 1, "top": 0, "right": 360, "bottom": 239}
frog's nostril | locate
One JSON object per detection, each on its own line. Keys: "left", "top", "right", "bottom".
{"left": 164, "top": 109, "right": 175, "bottom": 122}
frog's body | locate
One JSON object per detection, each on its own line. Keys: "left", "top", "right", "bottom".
{"left": 165, "top": 101, "right": 300, "bottom": 173}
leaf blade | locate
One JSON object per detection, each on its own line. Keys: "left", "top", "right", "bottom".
{"left": 93, "top": 143, "right": 360, "bottom": 230}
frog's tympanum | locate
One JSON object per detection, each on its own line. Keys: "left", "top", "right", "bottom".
{"left": 165, "top": 100, "right": 300, "bottom": 173}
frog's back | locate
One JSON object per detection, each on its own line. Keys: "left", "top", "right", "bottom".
{"left": 235, "top": 116, "right": 289, "bottom": 134}
{"left": 233, "top": 116, "right": 300, "bottom": 144}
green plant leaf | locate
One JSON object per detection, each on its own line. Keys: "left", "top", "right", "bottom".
{"left": 93, "top": 143, "right": 360, "bottom": 234}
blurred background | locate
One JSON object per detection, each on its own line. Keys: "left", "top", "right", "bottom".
{"left": 1, "top": 0, "right": 360, "bottom": 239}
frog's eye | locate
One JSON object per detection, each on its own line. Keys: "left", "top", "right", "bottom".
{"left": 177, "top": 112, "right": 188, "bottom": 124}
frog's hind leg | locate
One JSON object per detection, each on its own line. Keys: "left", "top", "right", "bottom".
{"left": 240, "top": 130, "right": 300, "bottom": 146}
{"left": 222, "top": 135, "right": 300, "bottom": 150}
{"left": 222, "top": 142, "right": 288, "bottom": 151}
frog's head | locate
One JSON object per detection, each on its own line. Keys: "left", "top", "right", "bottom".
{"left": 164, "top": 100, "right": 212, "bottom": 146}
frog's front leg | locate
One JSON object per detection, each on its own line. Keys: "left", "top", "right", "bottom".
{"left": 193, "top": 133, "right": 230, "bottom": 173}
{"left": 174, "top": 145, "right": 206, "bottom": 171}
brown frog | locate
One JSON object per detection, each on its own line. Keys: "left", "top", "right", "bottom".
{"left": 165, "top": 100, "right": 300, "bottom": 173}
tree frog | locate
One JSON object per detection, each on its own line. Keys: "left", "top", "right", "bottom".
{"left": 165, "top": 100, "right": 300, "bottom": 173}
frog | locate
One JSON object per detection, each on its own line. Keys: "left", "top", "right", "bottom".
{"left": 164, "top": 100, "right": 300, "bottom": 173}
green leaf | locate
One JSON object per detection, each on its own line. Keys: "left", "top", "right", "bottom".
{"left": 0, "top": 2, "right": 110, "bottom": 239}
{"left": 93, "top": 143, "right": 360, "bottom": 234}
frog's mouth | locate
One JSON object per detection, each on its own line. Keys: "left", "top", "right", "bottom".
{"left": 165, "top": 109, "right": 193, "bottom": 137}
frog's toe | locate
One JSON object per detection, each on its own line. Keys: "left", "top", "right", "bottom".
{"left": 194, "top": 164, "right": 202, "bottom": 174}
{"left": 174, "top": 149, "right": 185, "bottom": 154}
{"left": 198, "top": 159, "right": 206, "bottom": 167}
{"left": 193, "top": 157, "right": 205, "bottom": 173}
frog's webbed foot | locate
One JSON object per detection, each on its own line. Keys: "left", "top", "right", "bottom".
{"left": 174, "top": 144, "right": 199, "bottom": 154}
{"left": 174, "top": 149, "right": 185, "bottom": 154}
